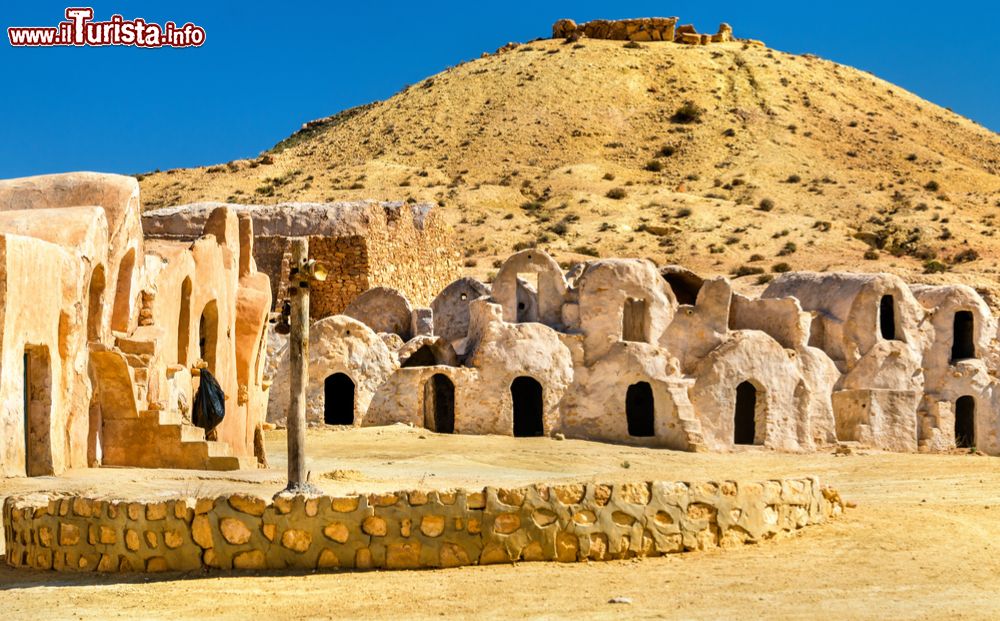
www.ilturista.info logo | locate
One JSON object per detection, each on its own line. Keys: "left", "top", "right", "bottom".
{"left": 8, "top": 7, "right": 205, "bottom": 48}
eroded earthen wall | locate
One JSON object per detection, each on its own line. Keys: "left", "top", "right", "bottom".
{"left": 365, "top": 206, "right": 461, "bottom": 310}
{"left": 308, "top": 235, "right": 370, "bottom": 319}
{"left": 3, "top": 477, "right": 842, "bottom": 572}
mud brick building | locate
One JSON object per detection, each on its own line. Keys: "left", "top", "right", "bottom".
{"left": 142, "top": 201, "right": 461, "bottom": 318}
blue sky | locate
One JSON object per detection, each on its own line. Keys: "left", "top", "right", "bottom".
{"left": 1, "top": 1, "right": 997, "bottom": 177}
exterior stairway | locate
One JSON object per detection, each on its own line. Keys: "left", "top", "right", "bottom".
{"left": 97, "top": 333, "right": 256, "bottom": 472}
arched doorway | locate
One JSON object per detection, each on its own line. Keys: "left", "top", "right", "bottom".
{"left": 511, "top": 376, "right": 544, "bottom": 437}
{"left": 423, "top": 374, "right": 455, "bottom": 433}
{"left": 952, "top": 311, "right": 975, "bottom": 361}
{"left": 626, "top": 381, "right": 655, "bottom": 437}
{"left": 177, "top": 277, "right": 192, "bottom": 365}
{"left": 24, "top": 346, "right": 53, "bottom": 477}
{"left": 879, "top": 295, "right": 898, "bottom": 341}
{"left": 111, "top": 249, "right": 136, "bottom": 332}
{"left": 86, "top": 266, "right": 106, "bottom": 343}
{"left": 955, "top": 396, "right": 975, "bottom": 449}
{"left": 324, "top": 373, "right": 355, "bottom": 425}
{"left": 734, "top": 381, "right": 758, "bottom": 445}
{"left": 199, "top": 300, "right": 218, "bottom": 374}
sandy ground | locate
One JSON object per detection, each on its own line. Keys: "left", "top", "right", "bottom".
{"left": 2, "top": 425, "right": 1000, "bottom": 619}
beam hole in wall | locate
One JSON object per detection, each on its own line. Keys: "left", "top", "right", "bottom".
{"left": 424, "top": 373, "right": 455, "bottom": 433}
{"left": 86, "top": 265, "right": 106, "bottom": 342}
{"left": 177, "top": 277, "right": 192, "bottom": 365}
{"left": 951, "top": 310, "right": 975, "bottom": 362}
{"left": 626, "top": 381, "right": 655, "bottom": 437}
{"left": 879, "top": 294, "right": 899, "bottom": 341}
{"left": 955, "top": 395, "right": 975, "bottom": 449}
{"left": 511, "top": 376, "right": 544, "bottom": 437}
{"left": 111, "top": 248, "right": 136, "bottom": 332}
{"left": 23, "top": 345, "right": 53, "bottom": 477}
{"left": 199, "top": 300, "right": 219, "bottom": 374}
{"left": 734, "top": 381, "right": 758, "bottom": 446}
{"left": 622, "top": 297, "right": 649, "bottom": 342}
{"left": 324, "top": 373, "right": 355, "bottom": 425}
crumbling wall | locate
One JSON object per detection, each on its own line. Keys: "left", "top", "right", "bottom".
{"left": 551, "top": 18, "right": 736, "bottom": 45}
{"left": 3, "top": 477, "right": 843, "bottom": 572}
{"left": 364, "top": 204, "right": 461, "bottom": 310}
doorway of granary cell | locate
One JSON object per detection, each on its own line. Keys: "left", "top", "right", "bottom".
{"left": 177, "top": 277, "right": 192, "bottom": 365}
{"left": 23, "top": 346, "right": 53, "bottom": 477}
{"left": 423, "top": 373, "right": 455, "bottom": 433}
{"left": 955, "top": 396, "right": 976, "bottom": 449}
{"left": 402, "top": 344, "right": 437, "bottom": 368}
{"left": 199, "top": 300, "right": 219, "bottom": 374}
{"left": 626, "top": 381, "right": 655, "bottom": 437}
{"left": 86, "top": 265, "right": 106, "bottom": 343}
{"left": 324, "top": 373, "right": 356, "bottom": 425}
{"left": 734, "top": 381, "right": 758, "bottom": 446}
{"left": 511, "top": 376, "right": 544, "bottom": 437}
{"left": 622, "top": 297, "right": 649, "bottom": 342}
{"left": 952, "top": 311, "right": 975, "bottom": 362}
{"left": 516, "top": 273, "right": 539, "bottom": 323}
{"left": 879, "top": 295, "right": 899, "bottom": 341}
{"left": 110, "top": 248, "right": 136, "bottom": 332}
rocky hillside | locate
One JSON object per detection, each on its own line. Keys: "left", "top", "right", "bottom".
{"left": 138, "top": 34, "right": 1000, "bottom": 300}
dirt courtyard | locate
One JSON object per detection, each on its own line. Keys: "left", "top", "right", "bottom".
{"left": 2, "top": 425, "right": 1000, "bottom": 619}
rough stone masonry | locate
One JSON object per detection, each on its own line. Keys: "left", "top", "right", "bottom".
{"left": 4, "top": 477, "right": 842, "bottom": 572}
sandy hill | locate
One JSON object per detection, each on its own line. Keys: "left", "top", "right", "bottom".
{"left": 138, "top": 35, "right": 1000, "bottom": 301}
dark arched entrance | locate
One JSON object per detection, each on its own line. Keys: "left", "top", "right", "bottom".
{"left": 86, "top": 266, "right": 106, "bottom": 343}
{"left": 955, "top": 396, "right": 975, "bottom": 449}
{"left": 424, "top": 374, "right": 455, "bottom": 433}
{"left": 511, "top": 376, "right": 543, "bottom": 437}
{"left": 626, "top": 381, "right": 655, "bottom": 437}
{"left": 952, "top": 311, "right": 975, "bottom": 361}
{"left": 879, "top": 295, "right": 898, "bottom": 341}
{"left": 734, "top": 381, "right": 757, "bottom": 445}
{"left": 177, "top": 277, "right": 192, "bottom": 365}
{"left": 199, "top": 300, "right": 219, "bottom": 374}
{"left": 324, "top": 373, "right": 355, "bottom": 425}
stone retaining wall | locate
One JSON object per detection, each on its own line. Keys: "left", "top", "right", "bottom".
{"left": 3, "top": 478, "right": 842, "bottom": 573}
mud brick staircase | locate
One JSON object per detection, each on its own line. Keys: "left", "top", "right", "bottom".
{"left": 96, "top": 333, "right": 255, "bottom": 472}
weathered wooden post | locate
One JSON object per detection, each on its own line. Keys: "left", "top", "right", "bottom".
{"left": 285, "top": 237, "right": 319, "bottom": 493}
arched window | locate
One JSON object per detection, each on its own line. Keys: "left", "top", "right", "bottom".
{"left": 177, "top": 277, "right": 192, "bottom": 365}
{"left": 951, "top": 311, "right": 975, "bottom": 361}
{"left": 199, "top": 300, "right": 219, "bottom": 374}
{"left": 86, "top": 266, "right": 106, "bottom": 342}
{"left": 111, "top": 249, "right": 136, "bottom": 332}
{"left": 879, "top": 295, "right": 899, "bottom": 341}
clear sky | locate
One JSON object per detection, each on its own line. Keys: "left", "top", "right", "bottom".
{"left": 1, "top": 1, "right": 997, "bottom": 178}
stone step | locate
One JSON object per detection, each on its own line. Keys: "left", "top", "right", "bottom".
{"left": 206, "top": 454, "right": 257, "bottom": 471}
{"left": 116, "top": 336, "right": 157, "bottom": 356}
{"left": 206, "top": 440, "right": 234, "bottom": 458}
{"left": 180, "top": 424, "right": 205, "bottom": 443}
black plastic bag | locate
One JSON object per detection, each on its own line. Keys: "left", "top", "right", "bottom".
{"left": 193, "top": 369, "right": 226, "bottom": 432}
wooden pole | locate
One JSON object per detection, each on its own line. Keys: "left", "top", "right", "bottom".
{"left": 285, "top": 237, "right": 314, "bottom": 492}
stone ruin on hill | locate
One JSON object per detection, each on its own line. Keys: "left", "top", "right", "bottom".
{"left": 551, "top": 18, "right": 759, "bottom": 46}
